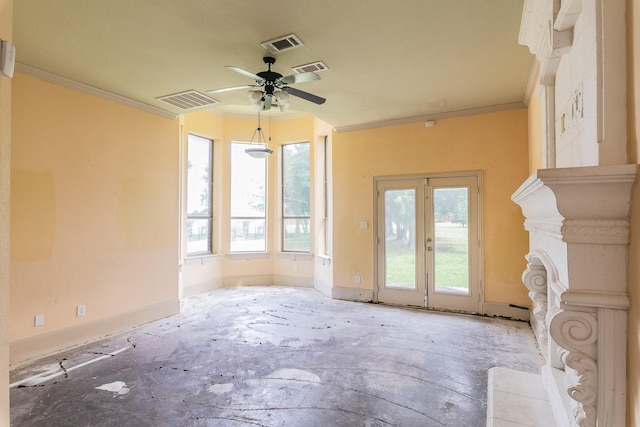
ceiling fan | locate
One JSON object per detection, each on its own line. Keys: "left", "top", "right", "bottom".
{"left": 207, "top": 56, "right": 326, "bottom": 111}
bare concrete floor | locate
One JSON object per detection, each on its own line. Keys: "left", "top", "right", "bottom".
{"left": 10, "top": 286, "right": 543, "bottom": 426}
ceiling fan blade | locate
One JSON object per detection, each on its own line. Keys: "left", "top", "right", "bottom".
{"left": 263, "top": 95, "right": 273, "bottom": 110}
{"left": 226, "top": 66, "right": 264, "bottom": 82}
{"left": 207, "top": 85, "right": 255, "bottom": 94}
{"left": 279, "top": 72, "right": 321, "bottom": 85}
{"left": 282, "top": 87, "right": 326, "bottom": 105}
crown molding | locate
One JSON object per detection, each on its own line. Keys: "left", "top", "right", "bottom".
{"left": 333, "top": 102, "right": 525, "bottom": 133}
{"left": 16, "top": 63, "right": 178, "bottom": 120}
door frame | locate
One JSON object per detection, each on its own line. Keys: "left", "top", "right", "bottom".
{"left": 372, "top": 171, "right": 484, "bottom": 314}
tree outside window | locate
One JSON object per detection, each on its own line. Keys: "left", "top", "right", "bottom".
{"left": 282, "top": 142, "right": 310, "bottom": 252}
{"left": 186, "top": 134, "right": 212, "bottom": 255}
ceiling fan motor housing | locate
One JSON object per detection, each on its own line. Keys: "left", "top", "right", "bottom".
{"left": 208, "top": 55, "right": 326, "bottom": 106}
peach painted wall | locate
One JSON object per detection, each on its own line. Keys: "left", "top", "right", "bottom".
{"left": 627, "top": 0, "right": 640, "bottom": 423}
{"left": 0, "top": 0, "right": 12, "bottom": 422}
{"left": 10, "top": 73, "right": 180, "bottom": 346}
{"left": 332, "top": 109, "right": 531, "bottom": 307}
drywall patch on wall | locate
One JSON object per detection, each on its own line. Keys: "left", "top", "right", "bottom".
{"left": 10, "top": 169, "right": 55, "bottom": 261}
{"left": 118, "top": 177, "right": 174, "bottom": 251}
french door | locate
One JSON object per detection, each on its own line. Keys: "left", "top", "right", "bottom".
{"left": 375, "top": 174, "right": 481, "bottom": 313}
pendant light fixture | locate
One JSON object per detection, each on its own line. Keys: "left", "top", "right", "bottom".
{"left": 245, "top": 111, "right": 273, "bottom": 158}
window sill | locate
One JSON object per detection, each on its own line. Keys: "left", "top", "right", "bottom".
{"left": 316, "top": 254, "right": 332, "bottom": 266}
{"left": 226, "top": 252, "right": 270, "bottom": 260}
{"left": 184, "top": 254, "right": 221, "bottom": 265}
{"left": 276, "top": 252, "right": 313, "bottom": 261}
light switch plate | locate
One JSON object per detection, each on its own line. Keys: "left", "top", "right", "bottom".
{"left": 1, "top": 40, "right": 15, "bottom": 78}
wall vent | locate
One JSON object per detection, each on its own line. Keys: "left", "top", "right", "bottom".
{"left": 260, "top": 34, "right": 304, "bottom": 54}
{"left": 292, "top": 61, "right": 329, "bottom": 74}
{"left": 156, "top": 90, "right": 220, "bottom": 110}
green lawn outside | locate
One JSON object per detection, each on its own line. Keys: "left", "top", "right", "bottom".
{"left": 386, "top": 222, "right": 468, "bottom": 290}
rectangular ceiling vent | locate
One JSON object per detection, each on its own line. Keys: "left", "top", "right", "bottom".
{"left": 156, "top": 90, "right": 220, "bottom": 110}
{"left": 292, "top": 61, "right": 329, "bottom": 74}
{"left": 261, "top": 34, "right": 304, "bottom": 54}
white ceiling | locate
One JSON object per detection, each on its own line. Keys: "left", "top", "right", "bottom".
{"left": 13, "top": 0, "right": 532, "bottom": 130}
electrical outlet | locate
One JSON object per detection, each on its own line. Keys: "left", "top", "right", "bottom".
{"left": 34, "top": 314, "right": 44, "bottom": 327}
{"left": 293, "top": 264, "right": 298, "bottom": 273}
{"left": 77, "top": 304, "right": 86, "bottom": 317}
{"left": 355, "top": 275, "right": 361, "bottom": 284}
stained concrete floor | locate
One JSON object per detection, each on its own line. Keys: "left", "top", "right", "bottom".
{"left": 10, "top": 286, "right": 543, "bottom": 426}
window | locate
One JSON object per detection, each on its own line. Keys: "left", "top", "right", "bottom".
{"left": 321, "top": 136, "right": 329, "bottom": 255}
{"left": 282, "top": 142, "right": 310, "bottom": 252}
{"left": 186, "top": 134, "right": 213, "bottom": 255}
{"left": 230, "top": 142, "right": 267, "bottom": 252}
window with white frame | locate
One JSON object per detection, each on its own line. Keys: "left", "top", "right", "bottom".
{"left": 230, "top": 142, "right": 267, "bottom": 252}
{"left": 320, "top": 136, "right": 329, "bottom": 255}
{"left": 282, "top": 142, "right": 310, "bottom": 252}
{"left": 186, "top": 134, "right": 213, "bottom": 256}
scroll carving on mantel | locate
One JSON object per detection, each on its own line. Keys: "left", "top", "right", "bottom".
{"left": 522, "top": 259, "right": 548, "bottom": 356}
{"left": 511, "top": 164, "right": 636, "bottom": 427}
{"left": 549, "top": 309, "right": 598, "bottom": 427}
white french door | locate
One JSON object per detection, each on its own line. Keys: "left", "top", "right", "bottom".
{"left": 375, "top": 174, "right": 481, "bottom": 313}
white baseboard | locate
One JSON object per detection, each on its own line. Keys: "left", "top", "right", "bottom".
{"left": 484, "top": 302, "right": 531, "bottom": 321}
{"left": 272, "top": 274, "right": 313, "bottom": 288}
{"left": 10, "top": 299, "right": 180, "bottom": 369}
{"left": 313, "top": 279, "right": 333, "bottom": 298}
{"left": 182, "top": 279, "right": 223, "bottom": 297}
{"left": 221, "top": 274, "right": 274, "bottom": 287}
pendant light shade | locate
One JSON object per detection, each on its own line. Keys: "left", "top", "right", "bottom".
{"left": 245, "top": 111, "right": 273, "bottom": 158}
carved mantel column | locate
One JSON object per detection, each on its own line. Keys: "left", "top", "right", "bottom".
{"left": 512, "top": 164, "right": 636, "bottom": 427}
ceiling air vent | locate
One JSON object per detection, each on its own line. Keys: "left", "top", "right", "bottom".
{"left": 260, "top": 34, "right": 304, "bottom": 54}
{"left": 156, "top": 90, "right": 220, "bottom": 110}
{"left": 292, "top": 61, "right": 329, "bottom": 74}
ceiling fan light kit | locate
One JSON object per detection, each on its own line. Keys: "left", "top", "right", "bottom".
{"left": 208, "top": 56, "right": 326, "bottom": 112}
{"left": 208, "top": 49, "right": 326, "bottom": 157}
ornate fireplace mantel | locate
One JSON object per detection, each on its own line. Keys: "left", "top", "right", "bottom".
{"left": 512, "top": 164, "right": 636, "bottom": 426}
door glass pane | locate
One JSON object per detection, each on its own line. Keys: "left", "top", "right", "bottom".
{"left": 433, "top": 187, "right": 469, "bottom": 294}
{"left": 384, "top": 189, "right": 416, "bottom": 289}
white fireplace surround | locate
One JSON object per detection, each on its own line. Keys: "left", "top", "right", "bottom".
{"left": 512, "top": 164, "right": 636, "bottom": 426}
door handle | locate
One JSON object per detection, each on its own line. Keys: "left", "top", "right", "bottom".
{"left": 427, "top": 247, "right": 433, "bottom": 251}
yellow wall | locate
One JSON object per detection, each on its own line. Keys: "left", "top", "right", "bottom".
{"left": 0, "top": 0, "right": 12, "bottom": 422}
{"left": 332, "top": 110, "right": 531, "bottom": 306}
{"left": 627, "top": 0, "right": 640, "bottom": 423}
{"left": 10, "top": 73, "right": 180, "bottom": 350}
